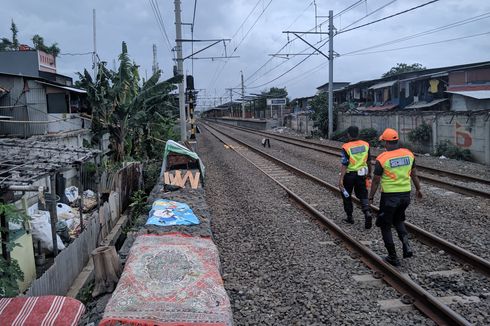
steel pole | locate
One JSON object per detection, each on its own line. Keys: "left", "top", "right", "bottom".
{"left": 328, "top": 10, "right": 334, "bottom": 139}
{"left": 174, "top": 0, "right": 187, "bottom": 141}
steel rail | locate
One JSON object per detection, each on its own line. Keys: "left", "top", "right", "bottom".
{"left": 202, "top": 122, "right": 490, "bottom": 277}
{"left": 207, "top": 120, "right": 490, "bottom": 198}
{"left": 201, "top": 122, "right": 471, "bottom": 325}
{"left": 223, "top": 121, "right": 490, "bottom": 186}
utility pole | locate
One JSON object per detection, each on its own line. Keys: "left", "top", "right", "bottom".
{"left": 328, "top": 10, "right": 334, "bottom": 139}
{"left": 229, "top": 88, "right": 233, "bottom": 117}
{"left": 92, "top": 9, "right": 97, "bottom": 78}
{"left": 241, "top": 71, "right": 245, "bottom": 119}
{"left": 174, "top": 0, "right": 187, "bottom": 141}
{"left": 152, "top": 44, "right": 159, "bottom": 75}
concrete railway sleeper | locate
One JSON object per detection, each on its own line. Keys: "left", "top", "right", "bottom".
{"left": 202, "top": 122, "right": 490, "bottom": 325}
{"left": 207, "top": 120, "right": 490, "bottom": 199}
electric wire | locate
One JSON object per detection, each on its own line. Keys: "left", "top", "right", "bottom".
{"left": 240, "top": 0, "right": 369, "bottom": 87}
{"left": 337, "top": 0, "right": 440, "bottom": 34}
{"left": 339, "top": 0, "right": 397, "bottom": 32}
{"left": 243, "top": 0, "right": 439, "bottom": 90}
{"left": 148, "top": 0, "right": 173, "bottom": 55}
{"left": 207, "top": 0, "right": 274, "bottom": 90}
{"left": 248, "top": 38, "right": 330, "bottom": 89}
{"left": 341, "top": 12, "right": 490, "bottom": 56}
{"left": 342, "top": 31, "right": 490, "bottom": 56}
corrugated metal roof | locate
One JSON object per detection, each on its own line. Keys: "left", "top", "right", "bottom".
{"left": 36, "top": 81, "right": 87, "bottom": 94}
{"left": 404, "top": 98, "right": 448, "bottom": 109}
{"left": 368, "top": 80, "right": 397, "bottom": 90}
{"left": 446, "top": 90, "right": 490, "bottom": 99}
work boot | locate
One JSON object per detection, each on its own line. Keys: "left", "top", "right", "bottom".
{"left": 344, "top": 215, "right": 354, "bottom": 224}
{"left": 401, "top": 235, "right": 413, "bottom": 258}
{"left": 384, "top": 244, "right": 400, "bottom": 266}
{"left": 364, "top": 211, "right": 372, "bottom": 229}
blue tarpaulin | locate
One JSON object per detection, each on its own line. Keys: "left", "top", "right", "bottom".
{"left": 146, "top": 199, "right": 200, "bottom": 227}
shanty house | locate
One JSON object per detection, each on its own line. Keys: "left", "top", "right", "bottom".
{"left": 0, "top": 49, "right": 89, "bottom": 138}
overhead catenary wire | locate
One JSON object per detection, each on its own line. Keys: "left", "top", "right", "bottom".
{"left": 342, "top": 31, "right": 490, "bottom": 56}
{"left": 148, "top": 0, "right": 173, "bottom": 55}
{"left": 248, "top": 38, "right": 330, "bottom": 89}
{"left": 339, "top": 0, "right": 398, "bottom": 32}
{"left": 236, "top": 0, "right": 373, "bottom": 88}
{"left": 337, "top": 0, "right": 440, "bottom": 34}
{"left": 240, "top": 0, "right": 440, "bottom": 91}
{"left": 341, "top": 12, "right": 490, "bottom": 56}
{"left": 207, "top": 0, "right": 274, "bottom": 90}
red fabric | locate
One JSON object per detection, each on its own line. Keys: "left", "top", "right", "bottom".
{"left": 0, "top": 295, "right": 85, "bottom": 326}
{"left": 100, "top": 233, "right": 232, "bottom": 326}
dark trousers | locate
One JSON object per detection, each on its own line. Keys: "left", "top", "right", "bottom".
{"left": 377, "top": 193, "right": 410, "bottom": 246}
{"left": 342, "top": 172, "right": 369, "bottom": 217}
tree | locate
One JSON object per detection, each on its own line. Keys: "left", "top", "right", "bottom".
{"left": 0, "top": 202, "right": 28, "bottom": 297}
{"left": 77, "top": 41, "right": 181, "bottom": 162}
{"left": 0, "top": 19, "right": 19, "bottom": 51}
{"left": 310, "top": 92, "right": 330, "bottom": 136}
{"left": 10, "top": 20, "right": 19, "bottom": 50}
{"left": 32, "top": 34, "right": 60, "bottom": 57}
{"left": 255, "top": 87, "right": 288, "bottom": 114}
{"left": 382, "top": 63, "right": 426, "bottom": 78}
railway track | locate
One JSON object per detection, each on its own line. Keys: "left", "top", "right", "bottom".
{"left": 201, "top": 122, "right": 490, "bottom": 325}
{"left": 205, "top": 120, "right": 490, "bottom": 199}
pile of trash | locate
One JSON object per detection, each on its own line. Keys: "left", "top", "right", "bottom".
{"left": 28, "top": 186, "right": 98, "bottom": 255}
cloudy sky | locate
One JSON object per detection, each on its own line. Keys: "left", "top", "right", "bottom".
{"left": 2, "top": 0, "right": 489, "bottom": 110}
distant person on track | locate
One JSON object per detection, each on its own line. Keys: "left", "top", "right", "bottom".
{"left": 338, "top": 126, "right": 373, "bottom": 228}
{"left": 368, "top": 128, "right": 423, "bottom": 266}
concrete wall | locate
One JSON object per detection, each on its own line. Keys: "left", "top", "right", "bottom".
{"left": 288, "top": 115, "right": 315, "bottom": 135}
{"left": 338, "top": 111, "right": 490, "bottom": 164}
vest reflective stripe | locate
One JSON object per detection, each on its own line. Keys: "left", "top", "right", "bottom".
{"left": 376, "top": 148, "right": 414, "bottom": 193}
{"left": 342, "top": 140, "right": 369, "bottom": 172}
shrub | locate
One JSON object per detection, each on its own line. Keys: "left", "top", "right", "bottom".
{"left": 143, "top": 160, "right": 162, "bottom": 194}
{"left": 435, "top": 140, "right": 472, "bottom": 161}
{"left": 408, "top": 123, "right": 431, "bottom": 144}
{"left": 331, "top": 129, "right": 348, "bottom": 142}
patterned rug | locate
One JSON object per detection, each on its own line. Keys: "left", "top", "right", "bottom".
{"left": 100, "top": 234, "right": 232, "bottom": 326}
{"left": 0, "top": 295, "right": 85, "bottom": 326}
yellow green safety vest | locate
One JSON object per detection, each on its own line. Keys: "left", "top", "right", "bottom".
{"left": 342, "top": 140, "right": 370, "bottom": 172}
{"left": 376, "top": 148, "right": 415, "bottom": 193}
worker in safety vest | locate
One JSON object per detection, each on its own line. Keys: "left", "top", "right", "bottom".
{"left": 368, "top": 128, "right": 423, "bottom": 266}
{"left": 338, "top": 126, "right": 372, "bottom": 228}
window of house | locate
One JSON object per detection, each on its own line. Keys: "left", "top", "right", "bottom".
{"left": 47, "top": 93, "right": 68, "bottom": 113}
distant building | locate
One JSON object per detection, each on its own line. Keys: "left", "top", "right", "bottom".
{"left": 333, "top": 61, "right": 490, "bottom": 113}
{"left": 446, "top": 64, "right": 490, "bottom": 111}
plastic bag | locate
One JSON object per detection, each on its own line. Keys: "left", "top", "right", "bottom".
{"left": 30, "top": 210, "right": 65, "bottom": 253}
{"left": 65, "top": 186, "right": 79, "bottom": 203}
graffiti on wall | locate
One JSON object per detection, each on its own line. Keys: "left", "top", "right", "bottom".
{"left": 454, "top": 121, "right": 473, "bottom": 148}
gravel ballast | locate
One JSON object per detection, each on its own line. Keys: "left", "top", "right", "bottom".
{"left": 213, "top": 123, "right": 490, "bottom": 261}
{"left": 198, "top": 126, "right": 434, "bottom": 325}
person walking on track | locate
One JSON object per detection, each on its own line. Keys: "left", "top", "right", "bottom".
{"left": 338, "top": 126, "right": 373, "bottom": 228}
{"left": 368, "top": 128, "right": 423, "bottom": 266}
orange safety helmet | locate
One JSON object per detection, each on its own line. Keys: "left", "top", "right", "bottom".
{"left": 379, "top": 128, "right": 399, "bottom": 141}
